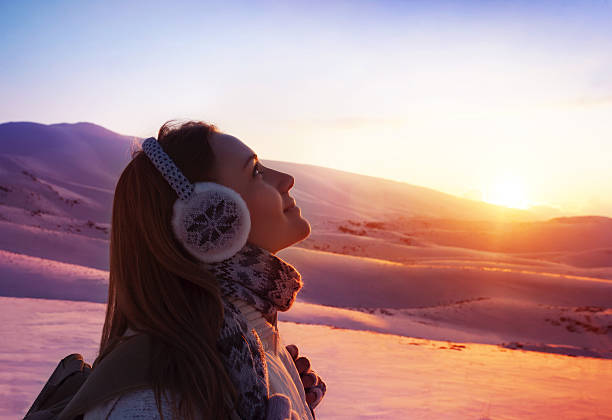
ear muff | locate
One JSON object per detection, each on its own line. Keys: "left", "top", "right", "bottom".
{"left": 171, "top": 182, "right": 251, "bottom": 263}
{"left": 141, "top": 137, "right": 251, "bottom": 263}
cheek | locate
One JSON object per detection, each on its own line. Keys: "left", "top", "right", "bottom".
{"left": 246, "top": 187, "right": 282, "bottom": 222}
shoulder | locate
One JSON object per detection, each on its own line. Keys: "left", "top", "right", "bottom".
{"left": 85, "top": 387, "right": 241, "bottom": 420}
{"left": 85, "top": 388, "right": 177, "bottom": 420}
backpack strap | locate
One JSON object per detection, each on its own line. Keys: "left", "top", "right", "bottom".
{"left": 57, "top": 334, "right": 154, "bottom": 420}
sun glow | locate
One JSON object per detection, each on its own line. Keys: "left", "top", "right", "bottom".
{"left": 483, "top": 174, "right": 531, "bottom": 210}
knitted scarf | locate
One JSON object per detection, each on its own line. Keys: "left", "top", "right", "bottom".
{"left": 201, "top": 241, "right": 304, "bottom": 420}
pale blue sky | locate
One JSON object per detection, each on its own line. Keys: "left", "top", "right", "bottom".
{"left": 2, "top": 0, "right": 611, "bottom": 216}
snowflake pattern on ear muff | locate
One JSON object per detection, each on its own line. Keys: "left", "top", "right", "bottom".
{"left": 141, "top": 137, "right": 251, "bottom": 263}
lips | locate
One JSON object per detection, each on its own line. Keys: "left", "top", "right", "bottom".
{"left": 283, "top": 199, "right": 296, "bottom": 212}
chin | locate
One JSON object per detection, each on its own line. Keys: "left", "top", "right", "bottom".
{"left": 257, "top": 209, "right": 311, "bottom": 254}
{"left": 271, "top": 214, "right": 311, "bottom": 252}
{"left": 290, "top": 214, "right": 311, "bottom": 244}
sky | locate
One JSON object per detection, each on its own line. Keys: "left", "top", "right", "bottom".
{"left": 1, "top": 0, "right": 611, "bottom": 217}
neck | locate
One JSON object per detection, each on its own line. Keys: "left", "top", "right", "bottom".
{"left": 202, "top": 242, "right": 303, "bottom": 323}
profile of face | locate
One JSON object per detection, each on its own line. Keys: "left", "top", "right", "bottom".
{"left": 208, "top": 132, "right": 311, "bottom": 254}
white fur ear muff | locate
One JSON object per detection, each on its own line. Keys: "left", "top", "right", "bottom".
{"left": 171, "top": 182, "right": 251, "bottom": 263}
{"left": 141, "top": 137, "right": 252, "bottom": 263}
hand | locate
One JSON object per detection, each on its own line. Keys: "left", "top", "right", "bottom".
{"left": 285, "top": 344, "right": 326, "bottom": 410}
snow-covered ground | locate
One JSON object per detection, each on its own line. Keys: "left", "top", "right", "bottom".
{"left": 1, "top": 122, "right": 611, "bottom": 418}
{"left": 2, "top": 245, "right": 610, "bottom": 360}
{"left": 2, "top": 297, "right": 611, "bottom": 420}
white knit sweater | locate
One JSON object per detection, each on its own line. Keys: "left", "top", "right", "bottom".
{"left": 83, "top": 297, "right": 314, "bottom": 419}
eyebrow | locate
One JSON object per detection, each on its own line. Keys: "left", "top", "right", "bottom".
{"left": 243, "top": 153, "right": 258, "bottom": 170}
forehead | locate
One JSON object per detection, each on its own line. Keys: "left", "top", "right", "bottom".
{"left": 209, "top": 132, "right": 254, "bottom": 164}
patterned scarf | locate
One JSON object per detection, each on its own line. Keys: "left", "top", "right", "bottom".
{"left": 202, "top": 241, "right": 304, "bottom": 420}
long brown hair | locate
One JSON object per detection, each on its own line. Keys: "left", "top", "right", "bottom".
{"left": 96, "top": 120, "right": 239, "bottom": 419}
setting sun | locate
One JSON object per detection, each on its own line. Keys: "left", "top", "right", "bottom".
{"left": 483, "top": 174, "right": 531, "bottom": 209}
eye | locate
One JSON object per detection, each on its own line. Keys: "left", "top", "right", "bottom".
{"left": 252, "top": 162, "right": 264, "bottom": 178}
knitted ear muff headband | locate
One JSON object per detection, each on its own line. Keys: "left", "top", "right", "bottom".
{"left": 141, "top": 137, "right": 251, "bottom": 263}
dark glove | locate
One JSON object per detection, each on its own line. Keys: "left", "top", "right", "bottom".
{"left": 285, "top": 344, "right": 326, "bottom": 414}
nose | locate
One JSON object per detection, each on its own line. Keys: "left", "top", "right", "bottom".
{"left": 266, "top": 166, "right": 294, "bottom": 194}
{"left": 283, "top": 173, "right": 294, "bottom": 193}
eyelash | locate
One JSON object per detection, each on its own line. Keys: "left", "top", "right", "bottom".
{"left": 253, "top": 162, "right": 263, "bottom": 178}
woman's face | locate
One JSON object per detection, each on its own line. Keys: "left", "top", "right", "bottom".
{"left": 208, "top": 132, "right": 311, "bottom": 254}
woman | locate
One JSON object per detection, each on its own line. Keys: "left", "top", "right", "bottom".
{"left": 84, "top": 120, "right": 326, "bottom": 419}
